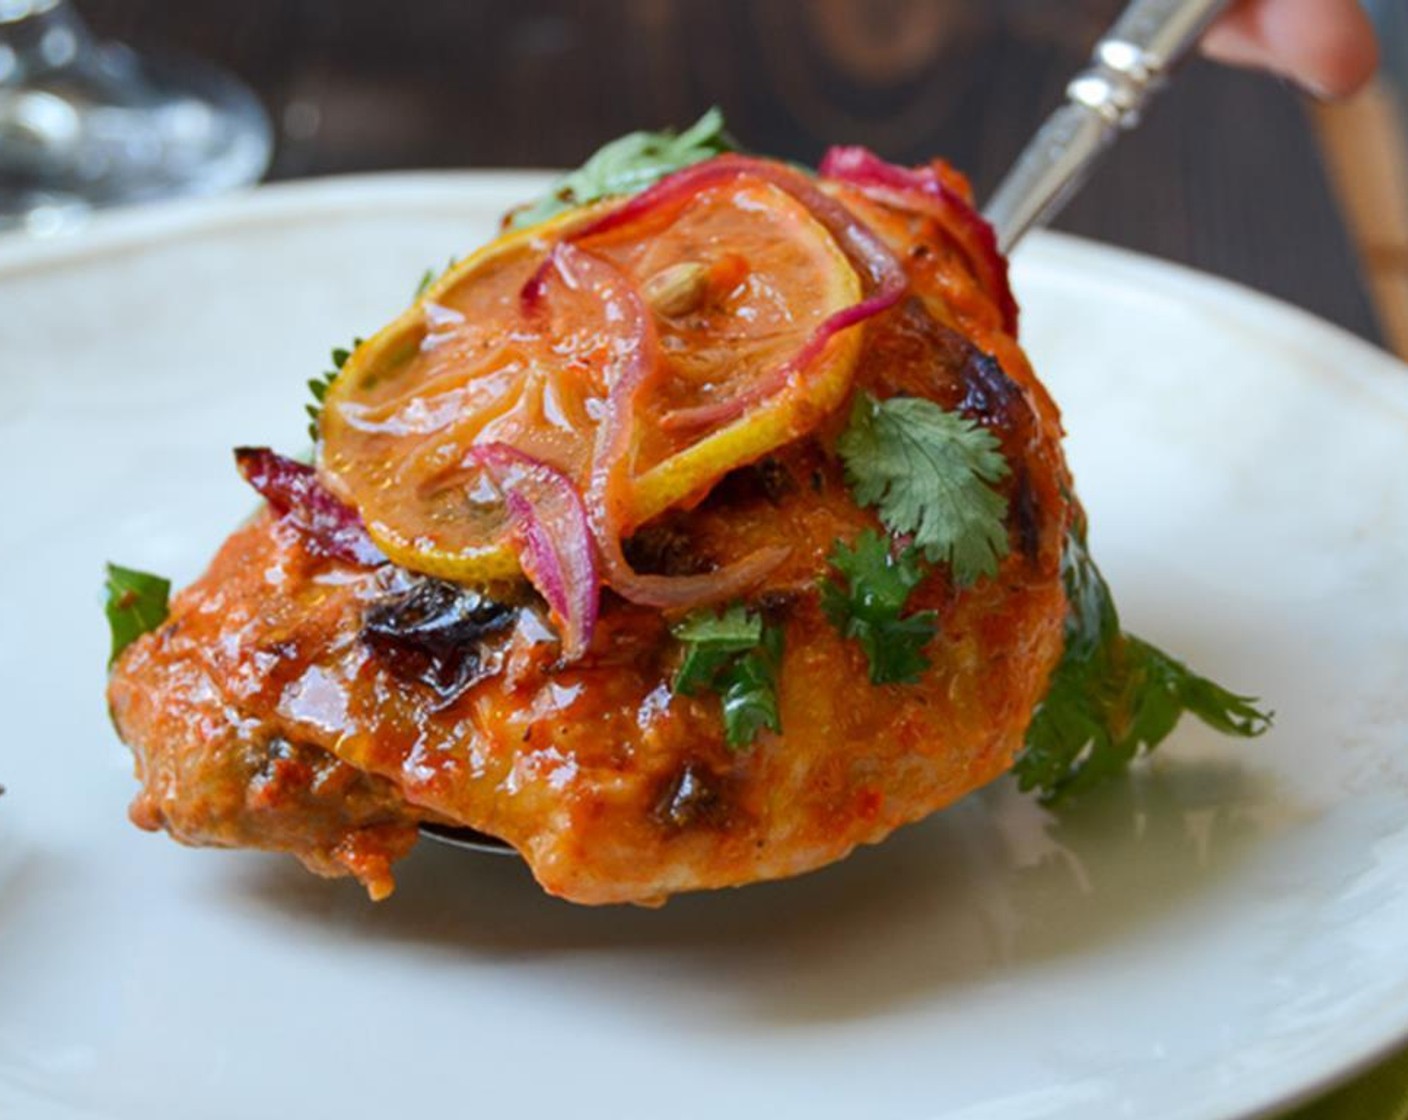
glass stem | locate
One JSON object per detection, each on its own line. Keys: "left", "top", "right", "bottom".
{"left": 0, "top": 0, "right": 270, "bottom": 232}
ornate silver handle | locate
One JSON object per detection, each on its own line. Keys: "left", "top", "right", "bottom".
{"left": 983, "top": 0, "right": 1233, "bottom": 254}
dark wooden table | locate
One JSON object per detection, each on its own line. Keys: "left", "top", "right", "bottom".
{"left": 85, "top": 0, "right": 1384, "bottom": 344}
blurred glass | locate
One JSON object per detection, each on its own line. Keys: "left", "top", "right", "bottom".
{"left": 0, "top": 0, "right": 272, "bottom": 236}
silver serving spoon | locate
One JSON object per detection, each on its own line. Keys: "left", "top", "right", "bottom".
{"left": 984, "top": 0, "right": 1232, "bottom": 253}
{"left": 420, "top": 0, "right": 1233, "bottom": 859}
{"left": 419, "top": 820, "right": 513, "bottom": 855}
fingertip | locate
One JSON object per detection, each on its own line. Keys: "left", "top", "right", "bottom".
{"left": 1201, "top": 0, "right": 1379, "bottom": 99}
{"left": 1305, "top": 13, "right": 1380, "bottom": 99}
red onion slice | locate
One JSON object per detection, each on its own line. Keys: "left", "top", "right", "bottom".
{"left": 597, "top": 532, "right": 789, "bottom": 612}
{"left": 522, "top": 242, "right": 788, "bottom": 609}
{"left": 519, "top": 244, "right": 563, "bottom": 314}
{"left": 819, "top": 146, "right": 1018, "bottom": 336}
{"left": 466, "top": 442, "right": 598, "bottom": 661}
{"left": 569, "top": 154, "right": 908, "bottom": 431}
{"left": 658, "top": 278, "right": 902, "bottom": 432}
{"left": 234, "top": 447, "right": 384, "bottom": 568}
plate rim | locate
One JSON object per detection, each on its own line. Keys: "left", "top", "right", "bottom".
{"left": 2, "top": 170, "right": 1407, "bottom": 1120}
{"left": 1, "top": 169, "right": 1403, "bottom": 389}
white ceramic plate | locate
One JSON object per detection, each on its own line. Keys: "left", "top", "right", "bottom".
{"left": 2, "top": 174, "right": 1406, "bottom": 1120}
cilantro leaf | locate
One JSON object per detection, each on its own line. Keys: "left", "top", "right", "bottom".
{"left": 671, "top": 601, "right": 763, "bottom": 651}
{"left": 1015, "top": 520, "right": 1272, "bottom": 802}
{"left": 821, "top": 529, "right": 938, "bottom": 684}
{"left": 104, "top": 563, "right": 171, "bottom": 666}
{"left": 838, "top": 392, "right": 1011, "bottom": 586}
{"left": 717, "top": 623, "right": 783, "bottom": 749}
{"left": 670, "top": 603, "right": 782, "bottom": 748}
{"left": 508, "top": 107, "right": 735, "bottom": 230}
{"left": 672, "top": 602, "right": 763, "bottom": 696}
{"left": 306, "top": 339, "right": 361, "bottom": 442}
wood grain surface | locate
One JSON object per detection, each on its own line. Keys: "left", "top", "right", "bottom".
{"left": 80, "top": 0, "right": 1385, "bottom": 344}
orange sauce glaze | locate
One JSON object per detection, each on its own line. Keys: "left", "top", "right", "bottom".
{"left": 108, "top": 183, "right": 1071, "bottom": 906}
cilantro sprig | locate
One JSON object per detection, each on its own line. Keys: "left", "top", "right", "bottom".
{"left": 673, "top": 604, "right": 762, "bottom": 693}
{"left": 821, "top": 530, "right": 938, "bottom": 684}
{"left": 306, "top": 340, "right": 361, "bottom": 441}
{"left": 1015, "top": 518, "right": 1272, "bottom": 802}
{"left": 830, "top": 388, "right": 1266, "bottom": 797}
{"left": 824, "top": 391, "right": 1006, "bottom": 679}
{"left": 671, "top": 604, "right": 783, "bottom": 749}
{"left": 717, "top": 625, "right": 784, "bottom": 748}
{"left": 508, "top": 107, "right": 735, "bottom": 230}
{"left": 104, "top": 563, "right": 171, "bottom": 666}
{"left": 838, "top": 392, "right": 1011, "bottom": 586}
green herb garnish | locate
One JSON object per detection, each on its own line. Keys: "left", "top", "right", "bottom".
{"left": 673, "top": 603, "right": 762, "bottom": 694}
{"left": 414, "top": 256, "right": 457, "bottom": 300}
{"left": 104, "top": 563, "right": 171, "bottom": 665}
{"left": 671, "top": 603, "right": 783, "bottom": 748}
{"left": 821, "top": 529, "right": 938, "bottom": 684}
{"left": 1015, "top": 517, "right": 1272, "bottom": 802}
{"left": 837, "top": 392, "right": 1011, "bottom": 586}
{"left": 717, "top": 624, "right": 784, "bottom": 749}
{"left": 508, "top": 107, "right": 735, "bottom": 230}
{"left": 306, "top": 339, "right": 361, "bottom": 442}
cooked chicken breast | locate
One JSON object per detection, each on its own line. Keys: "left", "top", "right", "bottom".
{"left": 108, "top": 147, "right": 1074, "bottom": 905}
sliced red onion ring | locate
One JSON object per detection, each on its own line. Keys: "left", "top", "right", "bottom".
{"left": 524, "top": 242, "right": 788, "bottom": 609}
{"left": 519, "top": 243, "right": 565, "bottom": 314}
{"left": 568, "top": 154, "right": 908, "bottom": 432}
{"left": 819, "top": 146, "right": 1018, "bottom": 336}
{"left": 659, "top": 279, "right": 901, "bottom": 432}
{"left": 466, "top": 442, "right": 598, "bottom": 661}
{"left": 234, "top": 447, "right": 385, "bottom": 568}
{"left": 598, "top": 532, "right": 790, "bottom": 612}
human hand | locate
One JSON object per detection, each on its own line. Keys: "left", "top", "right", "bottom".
{"left": 1203, "top": 0, "right": 1379, "bottom": 98}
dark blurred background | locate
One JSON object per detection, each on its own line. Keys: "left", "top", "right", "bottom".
{"left": 79, "top": 0, "right": 1401, "bottom": 347}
